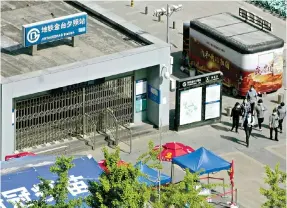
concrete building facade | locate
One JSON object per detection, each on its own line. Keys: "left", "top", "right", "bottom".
{"left": 0, "top": 1, "right": 171, "bottom": 160}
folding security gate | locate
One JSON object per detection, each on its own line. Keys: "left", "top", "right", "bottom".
{"left": 15, "top": 76, "right": 133, "bottom": 150}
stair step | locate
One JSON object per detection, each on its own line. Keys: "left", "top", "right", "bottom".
{"left": 25, "top": 123, "right": 160, "bottom": 156}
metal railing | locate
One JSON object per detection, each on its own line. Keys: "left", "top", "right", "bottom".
{"left": 104, "top": 108, "right": 132, "bottom": 153}
{"left": 118, "top": 124, "right": 132, "bottom": 154}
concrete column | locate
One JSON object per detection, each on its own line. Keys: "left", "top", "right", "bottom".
{"left": 31, "top": 45, "right": 38, "bottom": 56}
{"left": 158, "top": 63, "right": 170, "bottom": 131}
{"left": 72, "top": 36, "right": 78, "bottom": 47}
{"left": 0, "top": 84, "right": 14, "bottom": 160}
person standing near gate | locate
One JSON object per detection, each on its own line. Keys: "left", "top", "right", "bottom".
{"left": 277, "top": 102, "right": 286, "bottom": 133}
{"left": 243, "top": 110, "right": 255, "bottom": 147}
{"left": 269, "top": 108, "right": 280, "bottom": 141}
{"left": 255, "top": 99, "right": 267, "bottom": 131}
{"left": 246, "top": 85, "right": 258, "bottom": 114}
{"left": 230, "top": 102, "right": 242, "bottom": 133}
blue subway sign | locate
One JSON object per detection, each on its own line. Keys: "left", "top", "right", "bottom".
{"left": 22, "top": 12, "right": 87, "bottom": 47}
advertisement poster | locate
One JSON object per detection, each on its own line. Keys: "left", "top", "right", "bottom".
{"left": 205, "top": 101, "right": 220, "bottom": 120}
{"left": 205, "top": 84, "right": 221, "bottom": 119}
{"left": 136, "top": 94, "right": 147, "bottom": 112}
{"left": 206, "top": 84, "right": 221, "bottom": 103}
{"left": 180, "top": 87, "right": 202, "bottom": 125}
{"left": 136, "top": 79, "right": 147, "bottom": 95}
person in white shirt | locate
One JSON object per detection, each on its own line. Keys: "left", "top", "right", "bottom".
{"left": 243, "top": 110, "right": 255, "bottom": 147}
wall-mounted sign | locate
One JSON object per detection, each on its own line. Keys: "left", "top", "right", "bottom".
{"left": 148, "top": 84, "right": 160, "bottom": 104}
{"left": 205, "top": 84, "right": 221, "bottom": 120}
{"left": 22, "top": 12, "right": 87, "bottom": 47}
{"left": 136, "top": 79, "right": 147, "bottom": 95}
{"left": 136, "top": 94, "right": 147, "bottom": 112}
{"left": 12, "top": 109, "right": 15, "bottom": 126}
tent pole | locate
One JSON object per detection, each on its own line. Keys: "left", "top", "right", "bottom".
{"left": 171, "top": 163, "right": 175, "bottom": 183}
{"left": 158, "top": 119, "right": 163, "bottom": 203}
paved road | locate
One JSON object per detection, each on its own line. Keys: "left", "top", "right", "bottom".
{"left": 75, "top": 2, "right": 286, "bottom": 207}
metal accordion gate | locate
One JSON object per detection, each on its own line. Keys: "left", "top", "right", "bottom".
{"left": 15, "top": 76, "right": 133, "bottom": 150}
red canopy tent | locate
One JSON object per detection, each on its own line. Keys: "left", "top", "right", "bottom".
{"left": 5, "top": 152, "right": 36, "bottom": 161}
{"left": 154, "top": 142, "right": 195, "bottom": 162}
{"left": 98, "top": 159, "right": 128, "bottom": 173}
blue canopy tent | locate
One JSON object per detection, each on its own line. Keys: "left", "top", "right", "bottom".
{"left": 171, "top": 147, "right": 232, "bottom": 202}
{"left": 135, "top": 161, "right": 171, "bottom": 186}
{"left": 172, "top": 147, "right": 231, "bottom": 175}
{"left": 0, "top": 155, "right": 103, "bottom": 208}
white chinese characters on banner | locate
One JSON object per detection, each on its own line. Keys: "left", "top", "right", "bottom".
{"left": 40, "top": 18, "right": 86, "bottom": 34}
{"left": 1, "top": 175, "right": 88, "bottom": 207}
{"left": 54, "top": 23, "right": 60, "bottom": 30}
{"left": 68, "top": 175, "right": 88, "bottom": 196}
{"left": 31, "top": 181, "right": 55, "bottom": 202}
{"left": 61, "top": 22, "right": 66, "bottom": 29}
{"left": 1, "top": 187, "right": 31, "bottom": 208}
{"left": 67, "top": 21, "right": 72, "bottom": 28}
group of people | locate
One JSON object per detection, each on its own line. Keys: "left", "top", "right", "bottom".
{"left": 230, "top": 85, "right": 286, "bottom": 147}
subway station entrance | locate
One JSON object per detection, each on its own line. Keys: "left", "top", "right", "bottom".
{"left": 15, "top": 76, "right": 133, "bottom": 151}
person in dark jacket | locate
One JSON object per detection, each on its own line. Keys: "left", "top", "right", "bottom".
{"left": 243, "top": 110, "right": 256, "bottom": 147}
{"left": 277, "top": 102, "right": 286, "bottom": 133}
{"left": 246, "top": 85, "right": 258, "bottom": 114}
{"left": 230, "top": 102, "right": 242, "bottom": 133}
{"left": 241, "top": 98, "right": 251, "bottom": 127}
{"left": 255, "top": 99, "right": 267, "bottom": 131}
{"left": 269, "top": 108, "right": 280, "bottom": 141}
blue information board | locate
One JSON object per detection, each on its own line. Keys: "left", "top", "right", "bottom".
{"left": 22, "top": 12, "right": 87, "bottom": 47}
{"left": 148, "top": 84, "right": 161, "bottom": 104}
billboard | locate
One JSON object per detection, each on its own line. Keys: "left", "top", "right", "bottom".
{"left": 175, "top": 71, "right": 223, "bottom": 131}
{"left": 188, "top": 29, "right": 284, "bottom": 96}
{"left": 180, "top": 87, "right": 202, "bottom": 125}
{"left": 22, "top": 12, "right": 87, "bottom": 47}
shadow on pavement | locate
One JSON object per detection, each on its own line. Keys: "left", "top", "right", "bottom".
{"left": 252, "top": 132, "right": 270, "bottom": 140}
{"left": 221, "top": 121, "right": 233, "bottom": 127}
{"left": 211, "top": 124, "right": 230, "bottom": 132}
{"left": 220, "top": 135, "right": 246, "bottom": 146}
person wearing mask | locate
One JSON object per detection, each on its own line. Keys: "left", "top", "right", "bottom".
{"left": 230, "top": 102, "right": 242, "bottom": 133}
{"left": 255, "top": 99, "right": 267, "bottom": 131}
{"left": 245, "top": 85, "right": 258, "bottom": 114}
{"left": 269, "top": 108, "right": 280, "bottom": 141}
{"left": 243, "top": 110, "right": 255, "bottom": 147}
{"left": 277, "top": 102, "right": 286, "bottom": 133}
{"left": 241, "top": 98, "right": 251, "bottom": 127}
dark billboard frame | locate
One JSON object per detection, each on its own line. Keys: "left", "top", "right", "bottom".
{"left": 175, "top": 71, "right": 223, "bottom": 131}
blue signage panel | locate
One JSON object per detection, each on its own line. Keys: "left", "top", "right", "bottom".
{"left": 0, "top": 156, "right": 103, "bottom": 207}
{"left": 148, "top": 84, "right": 161, "bottom": 104}
{"left": 22, "top": 12, "right": 87, "bottom": 47}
